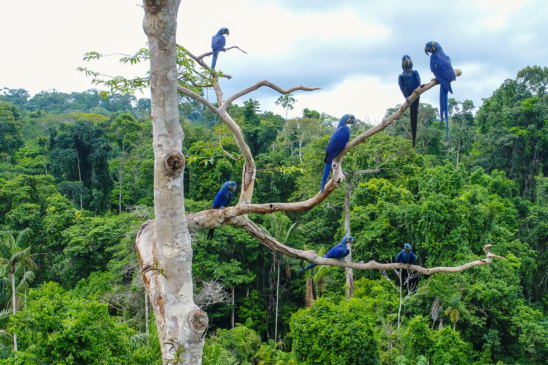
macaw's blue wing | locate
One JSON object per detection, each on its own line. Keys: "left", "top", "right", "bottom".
{"left": 324, "top": 244, "right": 345, "bottom": 259}
{"left": 321, "top": 126, "right": 351, "bottom": 193}
{"left": 414, "top": 70, "right": 421, "bottom": 87}
{"left": 396, "top": 250, "right": 403, "bottom": 263}
{"left": 411, "top": 252, "right": 417, "bottom": 264}
{"left": 398, "top": 75, "right": 405, "bottom": 96}
{"left": 212, "top": 189, "right": 225, "bottom": 209}
{"left": 211, "top": 35, "right": 226, "bottom": 69}
{"left": 227, "top": 191, "right": 233, "bottom": 206}
{"left": 325, "top": 127, "right": 350, "bottom": 163}
{"left": 431, "top": 52, "right": 456, "bottom": 137}
{"left": 430, "top": 53, "right": 455, "bottom": 93}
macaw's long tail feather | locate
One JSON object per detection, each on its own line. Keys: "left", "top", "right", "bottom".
{"left": 207, "top": 228, "right": 215, "bottom": 240}
{"left": 211, "top": 52, "right": 219, "bottom": 70}
{"left": 320, "top": 163, "right": 331, "bottom": 193}
{"left": 439, "top": 86, "right": 449, "bottom": 140}
{"left": 444, "top": 87, "right": 449, "bottom": 139}
{"left": 410, "top": 104, "right": 418, "bottom": 148}
{"left": 299, "top": 263, "right": 316, "bottom": 274}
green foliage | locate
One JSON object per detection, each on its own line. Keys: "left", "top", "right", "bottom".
{"left": 213, "top": 324, "right": 262, "bottom": 363}
{"left": 290, "top": 298, "right": 380, "bottom": 364}
{"left": 2, "top": 282, "right": 137, "bottom": 364}
{"left": 0, "top": 102, "right": 24, "bottom": 155}
{"left": 4, "top": 66, "right": 548, "bottom": 364}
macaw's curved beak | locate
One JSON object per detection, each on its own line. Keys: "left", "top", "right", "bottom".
{"left": 348, "top": 118, "right": 355, "bottom": 125}
{"left": 226, "top": 31, "right": 230, "bottom": 36}
{"left": 229, "top": 184, "right": 237, "bottom": 192}
{"left": 403, "top": 57, "right": 411, "bottom": 68}
{"left": 425, "top": 45, "right": 433, "bottom": 56}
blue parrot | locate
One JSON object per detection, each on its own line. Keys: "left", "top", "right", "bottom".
{"left": 207, "top": 180, "right": 237, "bottom": 240}
{"left": 320, "top": 114, "right": 355, "bottom": 193}
{"left": 396, "top": 243, "right": 417, "bottom": 271}
{"left": 425, "top": 41, "right": 456, "bottom": 140}
{"left": 211, "top": 27, "right": 229, "bottom": 70}
{"left": 299, "top": 236, "right": 353, "bottom": 273}
{"left": 398, "top": 55, "right": 421, "bottom": 148}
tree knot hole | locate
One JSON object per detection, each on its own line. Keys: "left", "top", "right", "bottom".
{"left": 143, "top": 0, "right": 166, "bottom": 13}
{"left": 161, "top": 149, "right": 185, "bottom": 176}
{"left": 188, "top": 309, "right": 208, "bottom": 335}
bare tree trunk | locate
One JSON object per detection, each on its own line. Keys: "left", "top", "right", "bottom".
{"left": 397, "top": 272, "right": 403, "bottom": 340}
{"left": 298, "top": 137, "right": 303, "bottom": 164}
{"left": 11, "top": 274, "right": 17, "bottom": 351}
{"left": 456, "top": 139, "right": 460, "bottom": 169}
{"left": 274, "top": 256, "right": 280, "bottom": 346}
{"left": 118, "top": 149, "right": 125, "bottom": 215}
{"left": 305, "top": 277, "right": 314, "bottom": 308}
{"left": 42, "top": 151, "right": 48, "bottom": 175}
{"left": 231, "top": 287, "right": 235, "bottom": 329}
{"left": 136, "top": 1, "right": 207, "bottom": 363}
{"left": 75, "top": 147, "right": 83, "bottom": 210}
{"left": 145, "top": 291, "right": 149, "bottom": 335}
{"left": 344, "top": 179, "right": 354, "bottom": 299}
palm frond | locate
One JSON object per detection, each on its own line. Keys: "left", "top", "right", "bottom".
{"left": 281, "top": 222, "right": 301, "bottom": 245}
{"left": 15, "top": 228, "right": 32, "bottom": 248}
{"left": 15, "top": 270, "right": 35, "bottom": 293}
{"left": 0, "top": 329, "right": 13, "bottom": 346}
{"left": 0, "top": 310, "right": 11, "bottom": 328}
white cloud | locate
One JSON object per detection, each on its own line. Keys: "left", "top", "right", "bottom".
{"left": 1, "top": 0, "right": 547, "bottom": 122}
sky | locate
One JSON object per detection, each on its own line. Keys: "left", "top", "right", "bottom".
{"left": 1, "top": 0, "right": 547, "bottom": 122}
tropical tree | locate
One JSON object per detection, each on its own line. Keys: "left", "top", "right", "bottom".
{"left": 444, "top": 294, "right": 468, "bottom": 331}
{"left": 109, "top": 113, "right": 142, "bottom": 214}
{"left": 259, "top": 212, "right": 302, "bottom": 345}
{"left": 0, "top": 229, "right": 37, "bottom": 351}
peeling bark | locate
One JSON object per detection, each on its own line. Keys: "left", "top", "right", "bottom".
{"left": 137, "top": 1, "right": 206, "bottom": 363}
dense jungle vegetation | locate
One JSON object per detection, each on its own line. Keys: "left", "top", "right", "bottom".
{"left": 1, "top": 65, "right": 548, "bottom": 364}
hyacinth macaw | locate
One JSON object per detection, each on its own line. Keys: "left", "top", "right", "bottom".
{"left": 398, "top": 55, "right": 421, "bottom": 148}
{"left": 396, "top": 243, "right": 417, "bottom": 270}
{"left": 211, "top": 27, "right": 229, "bottom": 70}
{"left": 320, "top": 114, "right": 355, "bottom": 193}
{"left": 425, "top": 41, "right": 456, "bottom": 140}
{"left": 207, "top": 180, "right": 237, "bottom": 240}
{"left": 299, "top": 236, "right": 353, "bottom": 273}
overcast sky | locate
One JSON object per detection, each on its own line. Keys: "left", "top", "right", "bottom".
{"left": 1, "top": 0, "right": 547, "bottom": 121}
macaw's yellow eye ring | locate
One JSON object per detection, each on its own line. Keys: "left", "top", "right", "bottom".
{"left": 432, "top": 42, "right": 435, "bottom": 46}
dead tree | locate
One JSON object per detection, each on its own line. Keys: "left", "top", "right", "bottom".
{"left": 135, "top": 2, "right": 504, "bottom": 363}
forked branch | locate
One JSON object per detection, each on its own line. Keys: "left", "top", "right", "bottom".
{"left": 241, "top": 219, "right": 506, "bottom": 274}
{"left": 221, "top": 81, "right": 321, "bottom": 110}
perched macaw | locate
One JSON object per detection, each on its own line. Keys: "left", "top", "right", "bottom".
{"left": 207, "top": 180, "right": 237, "bottom": 240}
{"left": 320, "top": 114, "right": 355, "bottom": 193}
{"left": 396, "top": 243, "right": 417, "bottom": 270}
{"left": 398, "top": 55, "right": 421, "bottom": 148}
{"left": 299, "top": 236, "right": 353, "bottom": 273}
{"left": 211, "top": 27, "right": 229, "bottom": 70}
{"left": 425, "top": 41, "right": 456, "bottom": 140}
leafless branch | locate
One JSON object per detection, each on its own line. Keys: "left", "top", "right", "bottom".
{"left": 221, "top": 81, "right": 321, "bottom": 111}
{"left": 196, "top": 46, "right": 248, "bottom": 62}
{"left": 399, "top": 120, "right": 412, "bottom": 139}
{"left": 177, "top": 44, "right": 245, "bottom": 80}
{"left": 194, "top": 280, "right": 231, "bottom": 310}
{"left": 219, "top": 135, "right": 243, "bottom": 161}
